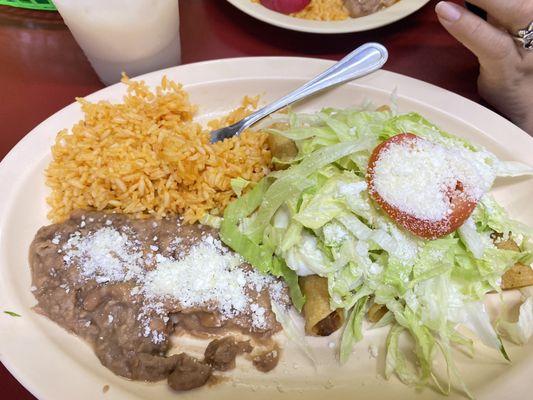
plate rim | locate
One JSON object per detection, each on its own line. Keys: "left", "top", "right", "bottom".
{"left": 225, "top": 0, "right": 432, "bottom": 33}
{"left": 0, "top": 56, "right": 532, "bottom": 400}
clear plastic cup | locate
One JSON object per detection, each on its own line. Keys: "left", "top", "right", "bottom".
{"left": 53, "top": 0, "right": 181, "bottom": 85}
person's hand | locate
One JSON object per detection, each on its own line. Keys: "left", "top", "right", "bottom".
{"left": 435, "top": 1, "right": 533, "bottom": 135}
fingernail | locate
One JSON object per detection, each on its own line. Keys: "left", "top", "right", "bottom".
{"left": 435, "top": 1, "right": 462, "bottom": 23}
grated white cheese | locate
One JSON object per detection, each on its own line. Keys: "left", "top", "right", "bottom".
{"left": 143, "top": 235, "right": 275, "bottom": 329}
{"left": 338, "top": 181, "right": 367, "bottom": 198}
{"left": 166, "top": 237, "right": 182, "bottom": 254}
{"left": 323, "top": 222, "right": 349, "bottom": 246}
{"left": 152, "top": 331, "right": 165, "bottom": 344}
{"left": 368, "top": 262, "right": 383, "bottom": 275}
{"left": 62, "top": 228, "right": 144, "bottom": 284}
{"left": 372, "top": 137, "right": 495, "bottom": 221}
{"left": 368, "top": 344, "right": 378, "bottom": 358}
{"left": 268, "top": 281, "right": 285, "bottom": 305}
{"left": 59, "top": 224, "right": 285, "bottom": 343}
{"left": 250, "top": 303, "right": 267, "bottom": 329}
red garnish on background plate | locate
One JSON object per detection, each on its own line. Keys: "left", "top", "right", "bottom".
{"left": 260, "top": 0, "right": 311, "bottom": 14}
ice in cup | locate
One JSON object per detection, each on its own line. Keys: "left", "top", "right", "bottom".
{"left": 53, "top": 0, "right": 181, "bottom": 85}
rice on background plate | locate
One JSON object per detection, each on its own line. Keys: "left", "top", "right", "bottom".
{"left": 251, "top": 0, "right": 349, "bottom": 20}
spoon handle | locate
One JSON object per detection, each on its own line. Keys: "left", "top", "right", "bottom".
{"left": 241, "top": 43, "right": 388, "bottom": 130}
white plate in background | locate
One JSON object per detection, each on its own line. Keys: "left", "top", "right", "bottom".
{"left": 226, "top": 0, "right": 431, "bottom": 33}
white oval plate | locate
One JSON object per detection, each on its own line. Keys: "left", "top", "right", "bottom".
{"left": 0, "top": 57, "right": 532, "bottom": 400}
{"left": 226, "top": 0, "right": 431, "bottom": 33}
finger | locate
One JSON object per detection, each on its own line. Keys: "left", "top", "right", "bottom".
{"left": 465, "top": 0, "right": 533, "bottom": 32}
{"left": 435, "top": 1, "right": 516, "bottom": 63}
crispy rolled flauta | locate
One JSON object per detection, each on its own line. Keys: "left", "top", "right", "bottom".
{"left": 299, "top": 275, "right": 344, "bottom": 336}
{"left": 267, "top": 131, "right": 298, "bottom": 171}
{"left": 495, "top": 239, "right": 533, "bottom": 290}
{"left": 367, "top": 302, "right": 388, "bottom": 323}
{"left": 376, "top": 105, "right": 391, "bottom": 112}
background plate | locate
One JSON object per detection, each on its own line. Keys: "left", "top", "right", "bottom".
{"left": 0, "top": 57, "right": 532, "bottom": 400}
{"left": 226, "top": 0, "right": 431, "bottom": 33}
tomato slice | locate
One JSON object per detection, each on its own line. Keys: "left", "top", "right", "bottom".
{"left": 366, "top": 133, "right": 477, "bottom": 239}
{"left": 260, "top": 0, "right": 311, "bottom": 14}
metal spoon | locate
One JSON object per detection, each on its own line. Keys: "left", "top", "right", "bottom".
{"left": 210, "top": 42, "right": 388, "bottom": 143}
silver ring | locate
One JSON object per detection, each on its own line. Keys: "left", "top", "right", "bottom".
{"left": 513, "top": 21, "right": 533, "bottom": 50}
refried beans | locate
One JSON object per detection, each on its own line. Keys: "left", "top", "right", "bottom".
{"left": 29, "top": 211, "right": 288, "bottom": 391}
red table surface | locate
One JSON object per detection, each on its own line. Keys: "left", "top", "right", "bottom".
{"left": 0, "top": 0, "right": 481, "bottom": 398}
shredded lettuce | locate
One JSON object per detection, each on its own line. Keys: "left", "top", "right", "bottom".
{"left": 230, "top": 177, "right": 251, "bottom": 197}
{"left": 339, "top": 296, "right": 368, "bottom": 364}
{"left": 244, "top": 138, "right": 374, "bottom": 242}
{"left": 458, "top": 217, "right": 493, "bottom": 259}
{"left": 199, "top": 213, "right": 222, "bottom": 229}
{"left": 385, "top": 324, "right": 419, "bottom": 385}
{"left": 220, "top": 179, "right": 273, "bottom": 272}
{"left": 220, "top": 179, "right": 306, "bottom": 311}
{"left": 271, "top": 301, "right": 316, "bottom": 366}
{"left": 219, "top": 105, "right": 533, "bottom": 397}
{"left": 461, "top": 302, "right": 502, "bottom": 350}
{"left": 497, "top": 295, "right": 533, "bottom": 345}
{"left": 284, "top": 231, "right": 332, "bottom": 276}
{"left": 494, "top": 161, "right": 533, "bottom": 177}
{"left": 474, "top": 195, "right": 533, "bottom": 238}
